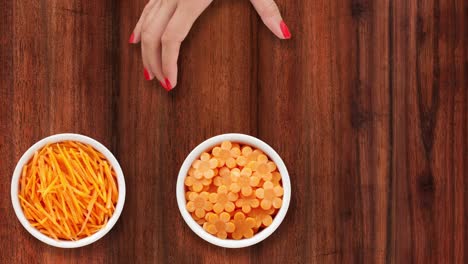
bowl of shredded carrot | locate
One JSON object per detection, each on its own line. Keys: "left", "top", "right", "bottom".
{"left": 11, "top": 133, "right": 126, "bottom": 248}
{"left": 176, "top": 133, "right": 291, "bottom": 248}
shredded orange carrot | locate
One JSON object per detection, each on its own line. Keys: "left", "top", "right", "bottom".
{"left": 19, "top": 141, "right": 118, "bottom": 240}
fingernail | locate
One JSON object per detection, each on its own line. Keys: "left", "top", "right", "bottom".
{"left": 128, "top": 33, "right": 135, "bottom": 43}
{"left": 160, "top": 81, "right": 167, "bottom": 90}
{"left": 280, "top": 21, "right": 291, "bottom": 39}
{"left": 144, "top": 68, "right": 152, "bottom": 80}
{"left": 164, "top": 78, "right": 173, "bottom": 91}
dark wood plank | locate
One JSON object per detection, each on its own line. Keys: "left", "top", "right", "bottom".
{"left": 0, "top": 0, "right": 115, "bottom": 263}
{"left": 254, "top": 0, "right": 393, "bottom": 263}
{"left": 115, "top": 0, "right": 258, "bottom": 262}
{"left": 255, "top": 0, "right": 340, "bottom": 262}
{"left": 391, "top": 0, "right": 467, "bottom": 263}
{"left": 0, "top": 0, "right": 16, "bottom": 263}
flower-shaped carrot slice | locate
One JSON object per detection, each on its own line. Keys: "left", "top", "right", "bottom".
{"left": 185, "top": 169, "right": 212, "bottom": 192}
{"left": 249, "top": 208, "right": 275, "bottom": 228}
{"left": 203, "top": 212, "right": 235, "bottom": 239}
{"left": 241, "top": 146, "right": 253, "bottom": 157}
{"left": 241, "top": 146, "right": 263, "bottom": 162}
{"left": 255, "top": 181, "right": 284, "bottom": 210}
{"left": 230, "top": 145, "right": 241, "bottom": 157}
{"left": 185, "top": 191, "right": 194, "bottom": 200}
{"left": 186, "top": 192, "right": 213, "bottom": 218}
{"left": 221, "top": 168, "right": 240, "bottom": 191}
{"left": 213, "top": 167, "right": 234, "bottom": 187}
{"left": 192, "top": 152, "right": 218, "bottom": 179}
{"left": 236, "top": 146, "right": 264, "bottom": 166}
{"left": 230, "top": 168, "right": 260, "bottom": 196}
{"left": 270, "top": 171, "right": 282, "bottom": 185}
{"left": 212, "top": 141, "right": 239, "bottom": 168}
{"left": 209, "top": 185, "right": 238, "bottom": 213}
{"left": 249, "top": 154, "right": 277, "bottom": 181}
{"left": 258, "top": 171, "right": 281, "bottom": 190}
{"left": 192, "top": 212, "right": 207, "bottom": 225}
{"left": 231, "top": 212, "right": 256, "bottom": 240}
{"left": 235, "top": 193, "right": 260, "bottom": 213}
{"left": 235, "top": 155, "right": 248, "bottom": 167}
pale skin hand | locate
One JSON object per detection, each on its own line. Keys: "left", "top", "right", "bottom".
{"left": 129, "top": 0, "right": 291, "bottom": 91}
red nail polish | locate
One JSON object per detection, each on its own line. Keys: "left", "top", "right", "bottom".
{"left": 128, "top": 33, "right": 135, "bottom": 43}
{"left": 280, "top": 21, "right": 291, "bottom": 39}
{"left": 160, "top": 81, "right": 167, "bottom": 90}
{"left": 144, "top": 68, "right": 151, "bottom": 80}
{"left": 164, "top": 78, "right": 173, "bottom": 91}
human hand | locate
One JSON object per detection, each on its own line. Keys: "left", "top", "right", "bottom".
{"left": 129, "top": 0, "right": 291, "bottom": 91}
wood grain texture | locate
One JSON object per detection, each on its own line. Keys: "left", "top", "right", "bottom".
{"left": 0, "top": 0, "right": 466, "bottom": 263}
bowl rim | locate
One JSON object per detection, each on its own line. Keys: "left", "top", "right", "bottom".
{"left": 10, "top": 133, "right": 126, "bottom": 248}
{"left": 176, "top": 133, "right": 291, "bottom": 248}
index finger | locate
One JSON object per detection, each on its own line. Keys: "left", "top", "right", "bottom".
{"left": 250, "top": 0, "right": 291, "bottom": 39}
{"left": 161, "top": 1, "right": 212, "bottom": 89}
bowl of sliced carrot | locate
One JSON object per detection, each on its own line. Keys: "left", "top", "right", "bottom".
{"left": 11, "top": 133, "right": 126, "bottom": 248}
{"left": 176, "top": 133, "right": 291, "bottom": 248}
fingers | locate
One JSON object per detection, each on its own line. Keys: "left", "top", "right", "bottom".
{"left": 140, "top": 1, "right": 177, "bottom": 85}
{"left": 250, "top": 0, "right": 291, "bottom": 39}
{"left": 129, "top": 0, "right": 158, "bottom": 44}
{"left": 161, "top": 1, "right": 212, "bottom": 89}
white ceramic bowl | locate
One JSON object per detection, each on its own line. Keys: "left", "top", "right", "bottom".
{"left": 11, "top": 133, "right": 126, "bottom": 248}
{"left": 176, "top": 133, "right": 291, "bottom": 248}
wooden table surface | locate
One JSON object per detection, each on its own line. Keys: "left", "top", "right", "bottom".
{"left": 0, "top": 0, "right": 466, "bottom": 263}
